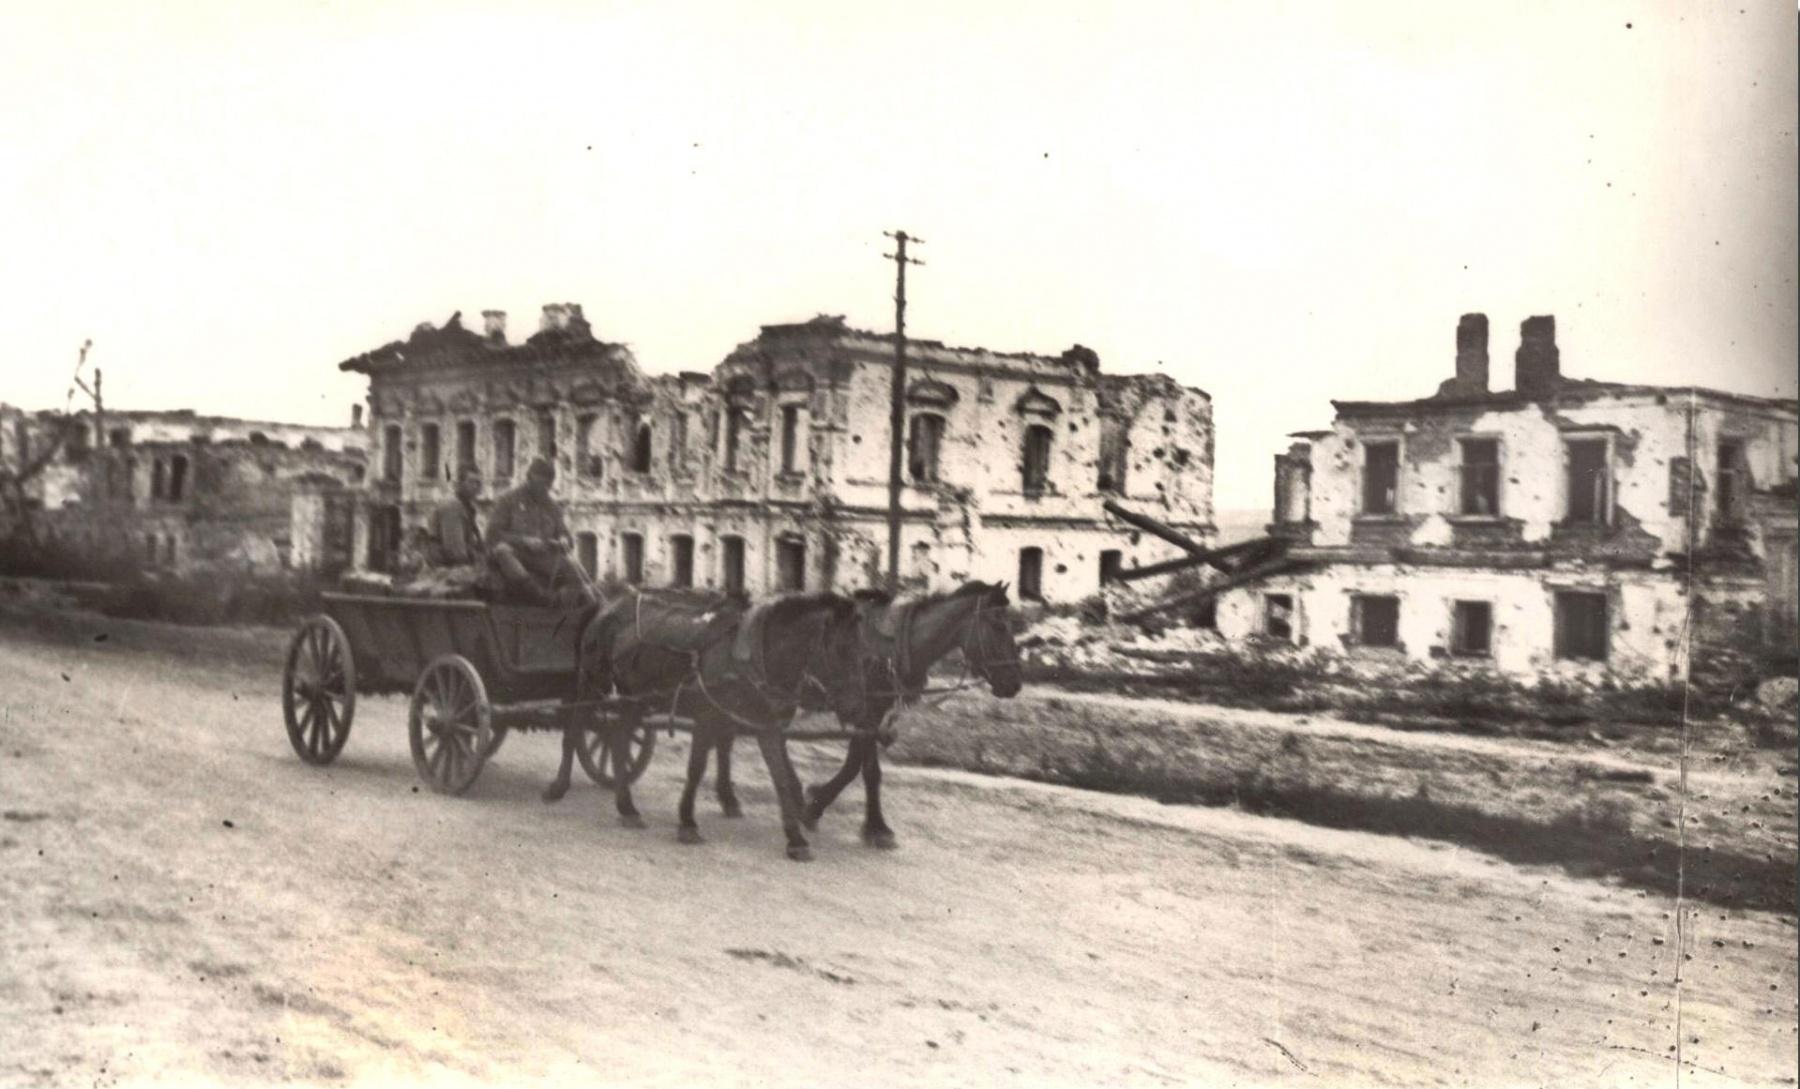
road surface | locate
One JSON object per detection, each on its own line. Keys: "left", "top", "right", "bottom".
{"left": 1, "top": 610, "right": 1795, "bottom": 1087}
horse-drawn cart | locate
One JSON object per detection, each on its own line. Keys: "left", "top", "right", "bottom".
{"left": 280, "top": 593, "right": 655, "bottom": 794}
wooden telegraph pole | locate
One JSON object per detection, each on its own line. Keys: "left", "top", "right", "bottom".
{"left": 883, "top": 230, "right": 923, "bottom": 593}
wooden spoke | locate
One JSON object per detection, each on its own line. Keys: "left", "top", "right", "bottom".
{"left": 284, "top": 615, "right": 356, "bottom": 767}
{"left": 576, "top": 716, "right": 657, "bottom": 789}
{"left": 408, "top": 654, "right": 491, "bottom": 796}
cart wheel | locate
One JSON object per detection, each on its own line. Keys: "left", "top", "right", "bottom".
{"left": 282, "top": 615, "right": 356, "bottom": 766}
{"left": 408, "top": 654, "right": 497, "bottom": 795}
{"left": 575, "top": 717, "right": 657, "bottom": 789}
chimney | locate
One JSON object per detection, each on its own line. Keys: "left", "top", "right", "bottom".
{"left": 482, "top": 309, "right": 507, "bottom": 343}
{"left": 540, "top": 303, "right": 570, "bottom": 332}
{"left": 351, "top": 404, "right": 363, "bottom": 430}
{"left": 1514, "top": 315, "right": 1561, "bottom": 397}
{"left": 1436, "top": 313, "right": 1489, "bottom": 397}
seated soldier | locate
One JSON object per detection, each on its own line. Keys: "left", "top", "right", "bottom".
{"left": 485, "top": 457, "right": 594, "bottom": 607}
{"left": 427, "top": 466, "right": 486, "bottom": 567}
{"left": 407, "top": 465, "right": 490, "bottom": 598}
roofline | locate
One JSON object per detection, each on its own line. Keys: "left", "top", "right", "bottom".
{"left": 1333, "top": 381, "right": 1798, "bottom": 418}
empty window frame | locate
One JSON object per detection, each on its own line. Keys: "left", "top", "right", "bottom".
{"left": 1349, "top": 594, "right": 1400, "bottom": 648}
{"left": 720, "top": 535, "right": 746, "bottom": 595}
{"left": 620, "top": 532, "right": 644, "bottom": 585}
{"left": 576, "top": 414, "right": 601, "bottom": 478}
{"left": 576, "top": 532, "right": 598, "bottom": 579}
{"left": 455, "top": 420, "right": 477, "bottom": 473}
{"left": 723, "top": 409, "right": 745, "bottom": 473}
{"left": 1018, "top": 546, "right": 1044, "bottom": 601}
{"left": 669, "top": 534, "right": 695, "bottom": 588}
{"left": 780, "top": 405, "right": 803, "bottom": 475}
{"left": 167, "top": 455, "right": 189, "bottom": 501}
{"left": 1264, "top": 593, "right": 1295, "bottom": 641}
{"left": 1361, "top": 439, "right": 1400, "bottom": 515}
{"left": 1096, "top": 428, "right": 1128, "bottom": 494}
{"left": 382, "top": 425, "right": 403, "bottom": 482}
{"left": 536, "top": 412, "right": 557, "bottom": 463}
{"left": 1458, "top": 437, "right": 1500, "bottom": 516}
{"left": 1451, "top": 600, "right": 1493, "bottom": 657}
{"left": 775, "top": 536, "right": 806, "bottom": 592}
{"left": 419, "top": 423, "right": 441, "bottom": 482}
{"left": 492, "top": 419, "right": 516, "bottom": 481}
{"left": 1717, "top": 439, "right": 1747, "bottom": 523}
{"left": 908, "top": 412, "right": 945, "bottom": 483}
{"left": 1022, "top": 424, "right": 1054, "bottom": 494}
{"left": 1564, "top": 438, "right": 1611, "bottom": 525}
{"left": 1099, "top": 549, "right": 1123, "bottom": 584}
{"left": 1553, "top": 590, "right": 1608, "bottom": 661}
{"left": 630, "top": 420, "right": 653, "bottom": 474}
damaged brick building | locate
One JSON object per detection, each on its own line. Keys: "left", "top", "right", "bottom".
{"left": 0, "top": 405, "right": 367, "bottom": 573}
{"left": 1216, "top": 314, "right": 1800, "bottom": 683}
{"left": 341, "top": 305, "right": 1214, "bottom": 602}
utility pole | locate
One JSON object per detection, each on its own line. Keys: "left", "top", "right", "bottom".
{"left": 883, "top": 230, "right": 923, "bottom": 593}
{"left": 70, "top": 339, "right": 100, "bottom": 445}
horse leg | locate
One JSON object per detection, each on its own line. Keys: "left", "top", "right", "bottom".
{"left": 612, "top": 711, "right": 646, "bottom": 829}
{"left": 540, "top": 726, "right": 578, "bottom": 803}
{"left": 714, "top": 734, "right": 744, "bottom": 818}
{"left": 861, "top": 741, "right": 897, "bottom": 849}
{"left": 677, "top": 732, "right": 710, "bottom": 845}
{"left": 804, "top": 735, "right": 866, "bottom": 829}
{"left": 754, "top": 731, "right": 811, "bottom": 862}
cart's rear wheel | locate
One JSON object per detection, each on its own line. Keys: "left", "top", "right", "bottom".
{"left": 408, "top": 654, "right": 497, "bottom": 795}
{"left": 282, "top": 615, "right": 356, "bottom": 766}
{"left": 576, "top": 715, "right": 657, "bottom": 789}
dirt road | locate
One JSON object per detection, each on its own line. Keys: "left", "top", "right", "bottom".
{"left": 2, "top": 611, "right": 1795, "bottom": 1087}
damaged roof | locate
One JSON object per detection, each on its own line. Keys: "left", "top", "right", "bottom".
{"left": 338, "top": 310, "right": 645, "bottom": 386}
{"left": 1333, "top": 377, "right": 1798, "bottom": 418}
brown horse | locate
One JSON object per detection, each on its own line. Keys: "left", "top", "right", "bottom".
{"left": 546, "top": 589, "right": 868, "bottom": 861}
{"left": 714, "top": 580, "right": 1024, "bottom": 848}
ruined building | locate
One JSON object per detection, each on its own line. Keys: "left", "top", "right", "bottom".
{"left": 0, "top": 405, "right": 367, "bottom": 573}
{"left": 340, "top": 305, "right": 1214, "bottom": 602}
{"left": 1217, "top": 314, "right": 1799, "bottom": 682}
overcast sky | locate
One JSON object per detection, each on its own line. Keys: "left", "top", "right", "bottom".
{"left": 2, "top": 1, "right": 1793, "bottom": 510}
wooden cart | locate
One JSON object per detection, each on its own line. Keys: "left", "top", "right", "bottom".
{"left": 279, "top": 593, "right": 654, "bottom": 794}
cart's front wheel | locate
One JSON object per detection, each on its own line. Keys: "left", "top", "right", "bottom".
{"left": 408, "top": 654, "right": 497, "bottom": 795}
{"left": 283, "top": 615, "right": 356, "bottom": 766}
{"left": 575, "top": 716, "right": 657, "bottom": 789}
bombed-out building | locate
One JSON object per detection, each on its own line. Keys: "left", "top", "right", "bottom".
{"left": 1217, "top": 314, "right": 1800, "bottom": 682}
{"left": 0, "top": 405, "right": 367, "bottom": 573}
{"left": 340, "top": 305, "right": 1214, "bottom": 602}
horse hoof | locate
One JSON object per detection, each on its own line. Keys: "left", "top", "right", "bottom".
{"left": 541, "top": 781, "right": 569, "bottom": 804}
{"left": 786, "top": 845, "right": 814, "bottom": 863}
{"left": 719, "top": 801, "right": 744, "bottom": 819}
{"left": 619, "top": 813, "right": 647, "bottom": 830}
{"left": 863, "top": 829, "right": 898, "bottom": 850}
{"left": 677, "top": 826, "right": 704, "bottom": 845}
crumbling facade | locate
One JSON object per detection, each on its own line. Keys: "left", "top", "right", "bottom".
{"left": 1218, "top": 314, "right": 1800, "bottom": 682}
{"left": 0, "top": 406, "right": 366, "bottom": 574}
{"left": 341, "top": 306, "right": 1214, "bottom": 602}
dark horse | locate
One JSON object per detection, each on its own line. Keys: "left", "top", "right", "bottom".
{"left": 543, "top": 589, "right": 868, "bottom": 861}
{"left": 714, "top": 580, "right": 1024, "bottom": 849}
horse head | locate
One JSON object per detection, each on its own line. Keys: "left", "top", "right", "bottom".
{"left": 955, "top": 581, "right": 1023, "bottom": 698}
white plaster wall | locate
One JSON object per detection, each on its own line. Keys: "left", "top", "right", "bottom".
{"left": 1216, "top": 564, "right": 1690, "bottom": 682}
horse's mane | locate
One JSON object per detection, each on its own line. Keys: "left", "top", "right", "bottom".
{"left": 951, "top": 579, "right": 1011, "bottom": 606}
{"left": 763, "top": 591, "right": 857, "bottom": 626}
{"left": 850, "top": 580, "right": 1010, "bottom": 610}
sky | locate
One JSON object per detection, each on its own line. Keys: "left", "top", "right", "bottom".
{"left": 1, "top": 0, "right": 1793, "bottom": 511}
